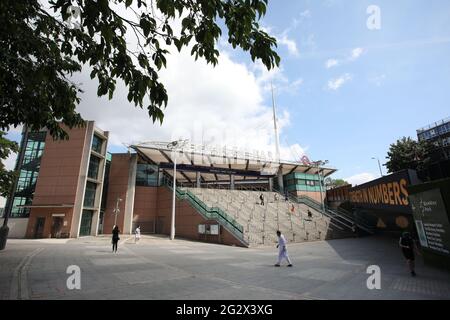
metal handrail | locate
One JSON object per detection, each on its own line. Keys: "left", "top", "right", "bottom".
{"left": 162, "top": 175, "right": 247, "bottom": 244}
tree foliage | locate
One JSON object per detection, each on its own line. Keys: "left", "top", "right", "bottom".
{"left": 324, "top": 178, "right": 349, "bottom": 188}
{"left": 0, "top": 132, "right": 19, "bottom": 198}
{"left": 385, "top": 136, "right": 434, "bottom": 173}
{"left": 0, "top": 0, "right": 280, "bottom": 139}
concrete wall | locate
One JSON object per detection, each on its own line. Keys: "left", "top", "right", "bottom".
{"left": 155, "top": 187, "right": 245, "bottom": 247}
{"left": 133, "top": 186, "right": 158, "bottom": 233}
{"left": 103, "top": 154, "right": 135, "bottom": 234}
{"left": 27, "top": 123, "right": 89, "bottom": 238}
{"left": 1, "top": 218, "right": 28, "bottom": 238}
{"left": 295, "top": 190, "right": 325, "bottom": 204}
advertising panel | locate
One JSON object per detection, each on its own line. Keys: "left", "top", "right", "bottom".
{"left": 349, "top": 170, "right": 414, "bottom": 214}
{"left": 410, "top": 189, "right": 450, "bottom": 256}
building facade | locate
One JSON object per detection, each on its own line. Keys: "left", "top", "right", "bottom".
{"left": 1, "top": 122, "right": 109, "bottom": 238}
{"left": 2, "top": 122, "right": 336, "bottom": 247}
{"left": 417, "top": 117, "right": 450, "bottom": 179}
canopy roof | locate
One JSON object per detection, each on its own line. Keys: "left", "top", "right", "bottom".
{"left": 131, "top": 141, "right": 337, "bottom": 184}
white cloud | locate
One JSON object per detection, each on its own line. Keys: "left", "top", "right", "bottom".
{"left": 345, "top": 172, "right": 376, "bottom": 186}
{"left": 325, "top": 59, "right": 339, "bottom": 69}
{"left": 0, "top": 152, "right": 18, "bottom": 208}
{"left": 278, "top": 34, "right": 299, "bottom": 57}
{"left": 73, "top": 47, "right": 303, "bottom": 161}
{"left": 327, "top": 73, "right": 352, "bottom": 91}
{"left": 251, "top": 60, "right": 303, "bottom": 96}
{"left": 350, "top": 47, "right": 365, "bottom": 60}
{"left": 324, "top": 47, "right": 366, "bottom": 69}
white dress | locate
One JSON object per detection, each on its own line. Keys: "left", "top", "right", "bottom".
{"left": 135, "top": 228, "right": 141, "bottom": 240}
{"left": 277, "top": 234, "right": 292, "bottom": 265}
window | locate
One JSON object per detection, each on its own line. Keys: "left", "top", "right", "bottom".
{"left": 136, "top": 164, "right": 160, "bottom": 186}
{"left": 10, "top": 197, "right": 31, "bottom": 217}
{"left": 88, "top": 156, "right": 101, "bottom": 179}
{"left": 91, "top": 135, "right": 103, "bottom": 154}
{"left": 84, "top": 182, "right": 97, "bottom": 207}
{"left": 10, "top": 131, "right": 46, "bottom": 218}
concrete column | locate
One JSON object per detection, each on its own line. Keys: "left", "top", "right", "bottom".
{"left": 230, "top": 175, "right": 235, "bottom": 190}
{"left": 123, "top": 154, "right": 137, "bottom": 235}
{"left": 196, "top": 172, "right": 201, "bottom": 188}
{"left": 269, "top": 178, "right": 273, "bottom": 191}
{"left": 277, "top": 170, "right": 284, "bottom": 192}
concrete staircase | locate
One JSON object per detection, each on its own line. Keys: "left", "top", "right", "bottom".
{"left": 184, "top": 188, "right": 346, "bottom": 247}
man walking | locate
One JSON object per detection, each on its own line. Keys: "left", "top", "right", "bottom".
{"left": 260, "top": 193, "right": 265, "bottom": 206}
{"left": 275, "top": 230, "right": 293, "bottom": 267}
{"left": 399, "top": 232, "right": 418, "bottom": 277}
{"left": 135, "top": 225, "right": 141, "bottom": 243}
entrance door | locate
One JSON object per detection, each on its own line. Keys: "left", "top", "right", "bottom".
{"left": 34, "top": 217, "right": 45, "bottom": 238}
{"left": 51, "top": 217, "right": 63, "bottom": 238}
{"left": 79, "top": 210, "right": 93, "bottom": 236}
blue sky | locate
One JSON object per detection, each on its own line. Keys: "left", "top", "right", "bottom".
{"left": 4, "top": 0, "right": 450, "bottom": 186}
{"left": 248, "top": 0, "right": 450, "bottom": 182}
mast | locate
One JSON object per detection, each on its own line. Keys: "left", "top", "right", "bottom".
{"left": 271, "top": 82, "right": 284, "bottom": 192}
{"left": 271, "top": 81, "right": 281, "bottom": 162}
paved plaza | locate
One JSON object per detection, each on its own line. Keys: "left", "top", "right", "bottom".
{"left": 1, "top": 235, "right": 450, "bottom": 300}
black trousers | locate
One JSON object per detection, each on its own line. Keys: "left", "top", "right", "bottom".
{"left": 112, "top": 241, "right": 118, "bottom": 252}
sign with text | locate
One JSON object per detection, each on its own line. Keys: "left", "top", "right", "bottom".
{"left": 349, "top": 170, "right": 413, "bottom": 214}
{"left": 410, "top": 189, "right": 450, "bottom": 256}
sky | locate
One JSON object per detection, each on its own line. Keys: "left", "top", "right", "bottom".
{"left": 3, "top": 0, "right": 450, "bottom": 204}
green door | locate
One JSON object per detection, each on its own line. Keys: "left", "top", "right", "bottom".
{"left": 79, "top": 210, "right": 93, "bottom": 236}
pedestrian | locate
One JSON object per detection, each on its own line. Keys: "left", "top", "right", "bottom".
{"left": 275, "top": 230, "right": 293, "bottom": 267}
{"left": 112, "top": 225, "right": 120, "bottom": 253}
{"left": 351, "top": 223, "right": 358, "bottom": 238}
{"left": 290, "top": 204, "right": 295, "bottom": 215}
{"left": 307, "top": 209, "right": 313, "bottom": 219}
{"left": 284, "top": 191, "right": 289, "bottom": 202}
{"left": 135, "top": 225, "right": 141, "bottom": 243}
{"left": 399, "top": 232, "right": 418, "bottom": 277}
{"left": 274, "top": 193, "right": 279, "bottom": 201}
{"left": 260, "top": 193, "right": 265, "bottom": 206}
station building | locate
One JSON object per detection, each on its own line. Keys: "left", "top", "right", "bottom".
{"left": 2, "top": 122, "right": 336, "bottom": 245}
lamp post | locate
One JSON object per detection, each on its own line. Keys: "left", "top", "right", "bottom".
{"left": 0, "top": 126, "right": 28, "bottom": 251}
{"left": 113, "top": 197, "right": 122, "bottom": 227}
{"left": 167, "top": 139, "right": 189, "bottom": 240}
{"left": 371, "top": 157, "right": 383, "bottom": 177}
{"left": 313, "top": 160, "right": 328, "bottom": 211}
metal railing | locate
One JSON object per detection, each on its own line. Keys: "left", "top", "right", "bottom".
{"left": 162, "top": 175, "right": 248, "bottom": 245}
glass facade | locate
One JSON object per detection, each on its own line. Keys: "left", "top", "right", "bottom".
{"left": 284, "top": 173, "right": 324, "bottom": 192}
{"left": 91, "top": 134, "right": 103, "bottom": 153}
{"left": 83, "top": 182, "right": 97, "bottom": 207}
{"left": 136, "top": 164, "right": 160, "bottom": 186}
{"left": 418, "top": 121, "right": 450, "bottom": 141}
{"left": 88, "top": 155, "right": 101, "bottom": 179}
{"left": 10, "top": 131, "right": 46, "bottom": 218}
{"left": 79, "top": 210, "right": 93, "bottom": 236}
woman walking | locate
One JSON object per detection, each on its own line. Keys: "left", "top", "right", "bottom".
{"left": 112, "top": 225, "right": 120, "bottom": 253}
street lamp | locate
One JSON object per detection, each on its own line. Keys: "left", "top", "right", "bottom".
{"left": 113, "top": 197, "right": 123, "bottom": 227}
{"left": 167, "top": 139, "right": 189, "bottom": 240}
{"left": 371, "top": 157, "right": 383, "bottom": 177}
{"left": 312, "top": 160, "right": 328, "bottom": 211}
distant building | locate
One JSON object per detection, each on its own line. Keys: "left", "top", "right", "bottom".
{"left": 416, "top": 116, "right": 450, "bottom": 179}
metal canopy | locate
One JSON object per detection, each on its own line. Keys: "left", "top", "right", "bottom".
{"left": 131, "top": 142, "right": 337, "bottom": 184}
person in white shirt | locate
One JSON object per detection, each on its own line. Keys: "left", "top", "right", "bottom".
{"left": 275, "top": 230, "right": 293, "bottom": 267}
{"left": 135, "top": 225, "right": 141, "bottom": 243}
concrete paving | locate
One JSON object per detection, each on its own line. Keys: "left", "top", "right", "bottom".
{"left": 1, "top": 235, "right": 450, "bottom": 300}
